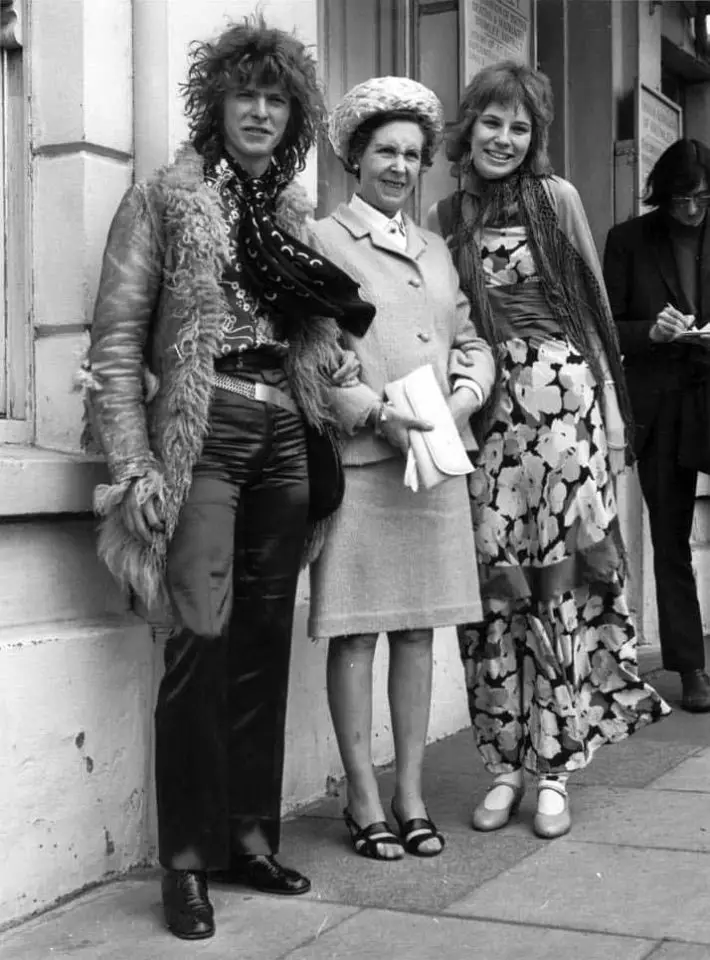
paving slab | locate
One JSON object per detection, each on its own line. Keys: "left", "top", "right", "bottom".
{"left": 283, "top": 907, "right": 654, "bottom": 960}
{"left": 567, "top": 785, "right": 710, "bottom": 852}
{"left": 300, "top": 735, "right": 701, "bottom": 830}
{"left": 571, "top": 736, "right": 700, "bottom": 788}
{"left": 638, "top": 645, "right": 664, "bottom": 676}
{"left": 633, "top": 670, "right": 710, "bottom": 746}
{"left": 635, "top": 707, "right": 710, "bottom": 747}
{"left": 4, "top": 669, "right": 709, "bottom": 959}
{"left": 631, "top": 704, "right": 710, "bottom": 749}
{"left": 294, "top": 731, "right": 484, "bottom": 823}
{"left": 0, "top": 875, "right": 357, "bottom": 960}
{"left": 298, "top": 736, "right": 699, "bottom": 832}
{"left": 411, "top": 727, "right": 483, "bottom": 776}
{"left": 281, "top": 813, "right": 543, "bottom": 913}
{"left": 298, "top": 765, "right": 481, "bottom": 822}
{"left": 637, "top": 638, "right": 710, "bottom": 684}
{"left": 650, "top": 944, "right": 710, "bottom": 959}
{"left": 446, "top": 841, "right": 710, "bottom": 944}
{"left": 648, "top": 748, "right": 710, "bottom": 793}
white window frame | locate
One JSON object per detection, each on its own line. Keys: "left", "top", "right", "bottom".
{"left": 0, "top": 0, "right": 30, "bottom": 444}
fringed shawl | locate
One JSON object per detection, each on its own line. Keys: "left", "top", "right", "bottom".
{"left": 442, "top": 173, "right": 635, "bottom": 463}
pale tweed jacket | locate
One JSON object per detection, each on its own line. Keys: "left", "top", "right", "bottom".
{"left": 308, "top": 199, "right": 495, "bottom": 465}
{"left": 80, "top": 144, "right": 342, "bottom": 610}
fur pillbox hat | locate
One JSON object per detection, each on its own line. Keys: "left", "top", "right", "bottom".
{"left": 328, "top": 76, "right": 445, "bottom": 170}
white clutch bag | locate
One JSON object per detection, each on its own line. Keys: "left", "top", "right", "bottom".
{"left": 384, "top": 364, "right": 474, "bottom": 491}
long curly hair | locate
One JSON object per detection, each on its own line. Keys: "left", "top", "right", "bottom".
{"left": 180, "top": 14, "right": 325, "bottom": 178}
{"left": 446, "top": 60, "right": 554, "bottom": 178}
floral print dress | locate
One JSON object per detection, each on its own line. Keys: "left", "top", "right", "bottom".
{"left": 458, "top": 225, "right": 670, "bottom": 776}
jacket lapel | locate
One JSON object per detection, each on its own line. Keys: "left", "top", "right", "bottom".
{"left": 404, "top": 216, "right": 427, "bottom": 260}
{"left": 700, "top": 214, "right": 710, "bottom": 325}
{"left": 648, "top": 211, "right": 687, "bottom": 310}
{"left": 369, "top": 227, "right": 414, "bottom": 258}
{"left": 332, "top": 202, "right": 426, "bottom": 261}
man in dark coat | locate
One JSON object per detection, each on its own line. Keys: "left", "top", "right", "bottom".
{"left": 604, "top": 138, "right": 710, "bottom": 714}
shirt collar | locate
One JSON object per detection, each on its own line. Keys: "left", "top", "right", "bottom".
{"left": 204, "top": 155, "right": 286, "bottom": 203}
{"left": 350, "top": 192, "right": 407, "bottom": 240}
{"left": 204, "top": 156, "right": 236, "bottom": 192}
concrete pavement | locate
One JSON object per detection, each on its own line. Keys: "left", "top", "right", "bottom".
{"left": 2, "top": 658, "right": 709, "bottom": 960}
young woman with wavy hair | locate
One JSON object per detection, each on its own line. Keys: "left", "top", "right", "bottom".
{"left": 429, "top": 61, "right": 669, "bottom": 840}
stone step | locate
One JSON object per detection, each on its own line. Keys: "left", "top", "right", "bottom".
{"left": 0, "top": 518, "right": 128, "bottom": 627}
{"left": 0, "top": 617, "right": 155, "bottom": 928}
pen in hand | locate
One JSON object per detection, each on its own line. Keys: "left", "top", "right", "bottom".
{"left": 652, "top": 303, "right": 697, "bottom": 342}
{"left": 665, "top": 303, "right": 696, "bottom": 332}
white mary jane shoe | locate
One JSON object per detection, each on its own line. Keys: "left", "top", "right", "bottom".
{"left": 533, "top": 781, "right": 571, "bottom": 839}
{"left": 472, "top": 781, "right": 525, "bottom": 832}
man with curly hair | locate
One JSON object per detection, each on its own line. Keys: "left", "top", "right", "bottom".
{"left": 82, "top": 16, "right": 373, "bottom": 940}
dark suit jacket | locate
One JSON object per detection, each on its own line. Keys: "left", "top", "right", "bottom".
{"left": 603, "top": 209, "right": 710, "bottom": 458}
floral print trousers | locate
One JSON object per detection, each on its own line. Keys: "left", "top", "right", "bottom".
{"left": 458, "top": 336, "right": 670, "bottom": 776}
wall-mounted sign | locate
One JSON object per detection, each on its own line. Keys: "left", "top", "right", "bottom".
{"left": 635, "top": 81, "right": 682, "bottom": 211}
{"left": 460, "top": 0, "right": 533, "bottom": 88}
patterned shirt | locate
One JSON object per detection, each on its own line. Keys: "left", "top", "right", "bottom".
{"left": 204, "top": 158, "right": 289, "bottom": 358}
{"left": 350, "top": 192, "right": 408, "bottom": 252}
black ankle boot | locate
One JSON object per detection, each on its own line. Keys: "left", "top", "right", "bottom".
{"left": 161, "top": 869, "right": 215, "bottom": 940}
{"left": 681, "top": 670, "right": 710, "bottom": 713}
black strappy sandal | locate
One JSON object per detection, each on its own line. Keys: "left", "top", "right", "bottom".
{"left": 342, "top": 808, "right": 405, "bottom": 861}
{"left": 391, "top": 799, "right": 445, "bottom": 858}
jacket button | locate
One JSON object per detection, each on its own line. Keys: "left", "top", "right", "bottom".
{"left": 409, "top": 277, "right": 422, "bottom": 287}
{"left": 417, "top": 332, "right": 431, "bottom": 342}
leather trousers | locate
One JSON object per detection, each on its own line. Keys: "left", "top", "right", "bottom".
{"left": 155, "top": 379, "right": 308, "bottom": 870}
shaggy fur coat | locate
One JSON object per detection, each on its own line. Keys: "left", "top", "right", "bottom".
{"left": 81, "top": 144, "right": 341, "bottom": 610}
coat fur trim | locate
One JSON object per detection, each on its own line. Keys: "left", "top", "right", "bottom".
{"left": 85, "top": 144, "right": 340, "bottom": 611}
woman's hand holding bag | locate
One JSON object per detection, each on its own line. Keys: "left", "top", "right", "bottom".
{"left": 376, "top": 403, "right": 433, "bottom": 455}
{"left": 384, "top": 365, "right": 475, "bottom": 490}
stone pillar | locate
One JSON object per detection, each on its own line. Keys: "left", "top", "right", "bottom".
{"left": 632, "top": 1, "right": 662, "bottom": 647}
{"left": 565, "top": 0, "right": 616, "bottom": 251}
{"left": 0, "top": 0, "right": 157, "bottom": 929}
{"left": 536, "top": 0, "right": 568, "bottom": 176}
{"left": 29, "top": 0, "right": 133, "bottom": 452}
{"left": 685, "top": 83, "right": 710, "bottom": 143}
{"left": 638, "top": 0, "right": 663, "bottom": 91}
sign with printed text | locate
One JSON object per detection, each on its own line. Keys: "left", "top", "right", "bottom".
{"left": 635, "top": 81, "right": 682, "bottom": 210}
{"left": 460, "top": 0, "right": 533, "bottom": 88}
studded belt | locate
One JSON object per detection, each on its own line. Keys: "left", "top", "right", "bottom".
{"left": 213, "top": 372, "right": 300, "bottom": 417}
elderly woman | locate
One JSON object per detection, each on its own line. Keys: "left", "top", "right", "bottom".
{"left": 308, "top": 77, "right": 495, "bottom": 861}
{"left": 82, "top": 17, "right": 373, "bottom": 940}
{"left": 429, "top": 61, "right": 670, "bottom": 840}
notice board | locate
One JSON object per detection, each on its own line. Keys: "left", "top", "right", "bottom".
{"left": 460, "top": 0, "right": 534, "bottom": 88}
{"left": 635, "top": 81, "right": 682, "bottom": 211}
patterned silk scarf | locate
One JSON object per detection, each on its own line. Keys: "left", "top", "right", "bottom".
{"left": 223, "top": 155, "right": 375, "bottom": 338}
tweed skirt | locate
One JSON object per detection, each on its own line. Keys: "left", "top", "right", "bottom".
{"left": 308, "top": 456, "right": 483, "bottom": 639}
